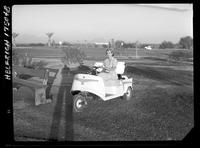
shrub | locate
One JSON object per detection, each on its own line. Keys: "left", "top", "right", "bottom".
{"left": 114, "top": 51, "right": 120, "bottom": 56}
{"left": 159, "top": 41, "right": 175, "bottom": 49}
{"left": 12, "top": 50, "right": 27, "bottom": 66}
{"left": 62, "top": 47, "right": 86, "bottom": 67}
{"left": 25, "top": 60, "right": 48, "bottom": 69}
{"left": 178, "top": 36, "right": 193, "bottom": 49}
{"left": 12, "top": 49, "right": 19, "bottom": 65}
{"left": 168, "top": 50, "right": 193, "bottom": 61}
{"left": 12, "top": 50, "right": 47, "bottom": 69}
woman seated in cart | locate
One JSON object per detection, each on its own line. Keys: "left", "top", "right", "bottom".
{"left": 98, "top": 48, "right": 118, "bottom": 82}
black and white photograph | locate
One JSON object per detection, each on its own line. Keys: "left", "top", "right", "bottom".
{"left": 3, "top": 2, "right": 195, "bottom": 144}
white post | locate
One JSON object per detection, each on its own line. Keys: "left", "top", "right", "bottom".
{"left": 135, "top": 41, "right": 139, "bottom": 59}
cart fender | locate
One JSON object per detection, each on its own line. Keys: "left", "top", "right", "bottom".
{"left": 71, "top": 74, "right": 105, "bottom": 99}
{"left": 122, "top": 77, "right": 133, "bottom": 94}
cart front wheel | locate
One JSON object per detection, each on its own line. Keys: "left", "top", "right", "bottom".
{"left": 73, "top": 94, "right": 87, "bottom": 112}
{"left": 123, "top": 87, "right": 133, "bottom": 101}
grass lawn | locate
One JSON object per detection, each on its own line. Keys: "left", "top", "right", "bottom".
{"left": 12, "top": 46, "right": 193, "bottom": 141}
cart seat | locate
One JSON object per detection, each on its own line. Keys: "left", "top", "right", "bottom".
{"left": 115, "top": 62, "right": 125, "bottom": 75}
{"left": 115, "top": 62, "right": 125, "bottom": 80}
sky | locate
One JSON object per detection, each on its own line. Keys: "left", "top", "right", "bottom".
{"left": 12, "top": 4, "right": 193, "bottom": 44}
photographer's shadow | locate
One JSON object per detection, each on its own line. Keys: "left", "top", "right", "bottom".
{"left": 49, "top": 66, "right": 74, "bottom": 141}
{"left": 48, "top": 64, "right": 91, "bottom": 141}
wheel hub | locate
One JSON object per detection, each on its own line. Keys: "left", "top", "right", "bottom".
{"left": 76, "top": 99, "right": 83, "bottom": 108}
{"left": 75, "top": 97, "right": 87, "bottom": 109}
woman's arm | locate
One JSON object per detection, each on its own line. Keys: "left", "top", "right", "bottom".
{"left": 103, "top": 59, "right": 111, "bottom": 72}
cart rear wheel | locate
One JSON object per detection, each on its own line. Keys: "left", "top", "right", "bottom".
{"left": 123, "top": 87, "right": 133, "bottom": 101}
{"left": 73, "top": 94, "right": 87, "bottom": 112}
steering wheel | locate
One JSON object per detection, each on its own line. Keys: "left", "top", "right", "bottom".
{"left": 103, "top": 67, "right": 110, "bottom": 73}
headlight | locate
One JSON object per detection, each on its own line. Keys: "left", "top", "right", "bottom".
{"left": 97, "top": 67, "right": 103, "bottom": 72}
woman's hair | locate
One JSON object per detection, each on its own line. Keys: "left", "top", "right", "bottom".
{"left": 106, "top": 48, "right": 114, "bottom": 56}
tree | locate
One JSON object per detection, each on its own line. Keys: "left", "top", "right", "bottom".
{"left": 159, "top": 41, "right": 175, "bottom": 49}
{"left": 12, "top": 49, "right": 19, "bottom": 65}
{"left": 111, "top": 39, "right": 115, "bottom": 48}
{"left": 102, "top": 44, "right": 108, "bottom": 48}
{"left": 108, "top": 42, "right": 111, "bottom": 48}
{"left": 139, "top": 43, "right": 149, "bottom": 49}
{"left": 62, "top": 47, "right": 86, "bottom": 68}
{"left": 52, "top": 40, "right": 56, "bottom": 47}
{"left": 178, "top": 36, "right": 193, "bottom": 49}
{"left": 123, "top": 42, "right": 135, "bottom": 48}
{"left": 115, "top": 40, "right": 124, "bottom": 49}
{"left": 46, "top": 32, "right": 54, "bottom": 47}
{"left": 12, "top": 32, "right": 19, "bottom": 47}
{"left": 62, "top": 41, "right": 71, "bottom": 46}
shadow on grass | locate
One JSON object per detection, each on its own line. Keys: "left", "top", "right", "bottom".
{"left": 48, "top": 64, "right": 91, "bottom": 141}
{"left": 49, "top": 66, "right": 74, "bottom": 141}
{"left": 141, "top": 56, "right": 167, "bottom": 62}
{"left": 125, "top": 65, "right": 193, "bottom": 86}
{"left": 72, "top": 64, "right": 91, "bottom": 75}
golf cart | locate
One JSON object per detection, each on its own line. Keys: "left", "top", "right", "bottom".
{"left": 70, "top": 61, "right": 133, "bottom": 112}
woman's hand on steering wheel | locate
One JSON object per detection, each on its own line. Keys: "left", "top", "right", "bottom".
{"left": 104, "top": 67, "right": 110, "bottom": 73}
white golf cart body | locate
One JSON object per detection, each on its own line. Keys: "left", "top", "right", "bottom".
{"left": 71, "top": 62, "right": 133, "bottom": 101}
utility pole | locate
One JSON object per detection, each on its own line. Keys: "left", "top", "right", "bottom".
{"left": 111, "top": 38, "right": 115, "bottom": 49}
{"left": 135, "top": 41, "right": 139, "bottom": 59}
{"left": 121, "top": 42, "right": 124, "bottom": 49}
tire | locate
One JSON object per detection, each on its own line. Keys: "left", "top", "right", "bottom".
{"left": 123, "top": 87, "right": 133, "bottom": 101}
{"left": 73, "top": 94, "right": 87, "bottom": 112}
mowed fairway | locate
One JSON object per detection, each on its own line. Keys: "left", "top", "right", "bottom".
{"left": 13, "top": 47, "right": 193, "bottom": 141}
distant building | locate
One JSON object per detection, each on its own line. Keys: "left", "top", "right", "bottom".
{"left": 94, "top": 42, "right": 109, "bottom": 45}
{"left": 94, "top": 42, "right": 109, "bottom": 48}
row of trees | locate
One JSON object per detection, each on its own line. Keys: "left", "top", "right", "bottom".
{"left": 12, "top": 32, "right": 193, "bottom": 50}
{"left": 159, "top": 36, "right": 193, "bottom": 49}
{"left": 114, "top": 36, "right": 193, "bottom": 50}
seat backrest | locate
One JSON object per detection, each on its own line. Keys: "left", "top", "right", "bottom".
{"left": 115, "top": 62, "right": 125, "bottom": 74}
